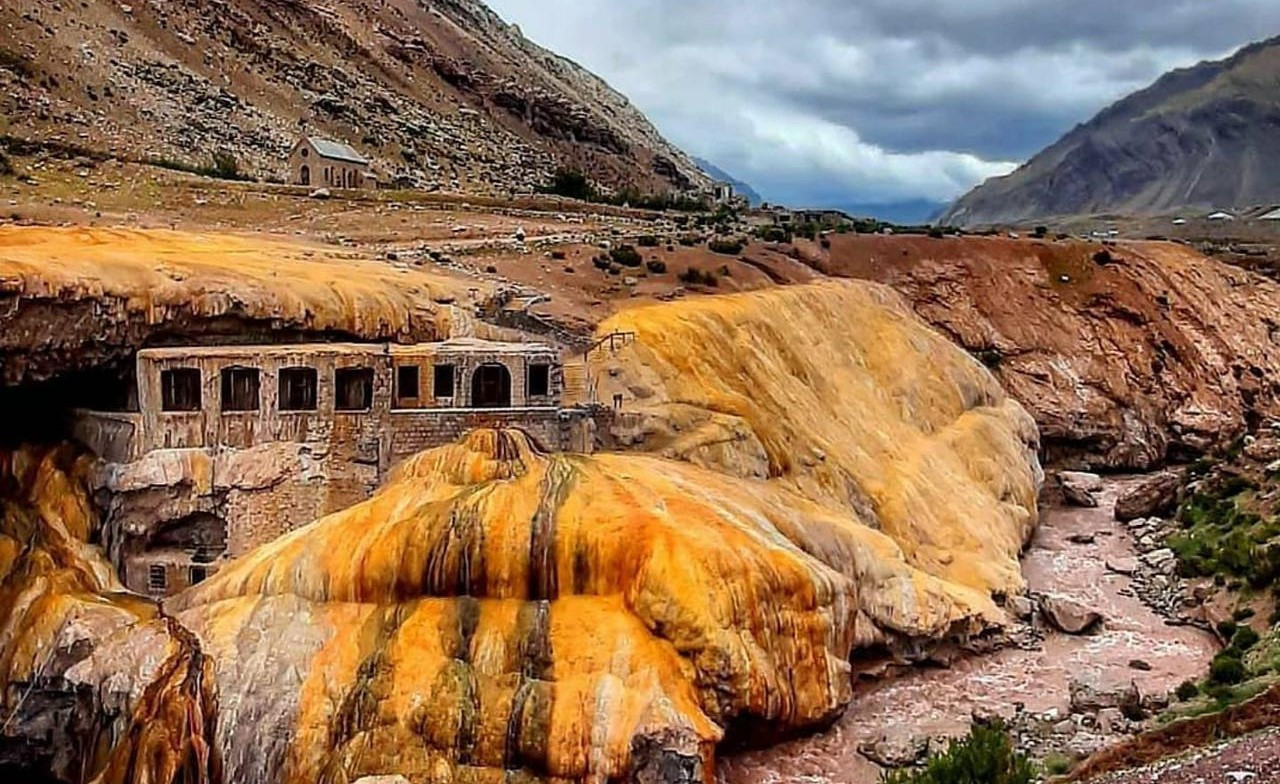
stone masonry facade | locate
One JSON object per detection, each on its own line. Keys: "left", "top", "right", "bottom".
{"left": 74, "top": 339, "right": 596, "bottom": 597}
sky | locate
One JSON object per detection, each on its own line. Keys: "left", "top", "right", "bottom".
{"left": 485, "top": 0, "right": 1280, "bottom": 218}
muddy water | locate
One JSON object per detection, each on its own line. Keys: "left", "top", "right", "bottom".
{"left": 718, "top": 478, "right": 1219, "bottom": 784}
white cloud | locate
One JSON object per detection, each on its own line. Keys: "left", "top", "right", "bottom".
{"left": 487, "top": 0, "right": 1280, "bottom": 211}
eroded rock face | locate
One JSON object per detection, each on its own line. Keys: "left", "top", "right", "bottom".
{"left": 0, "top": 446, "right": 220, "bottom": 784}
{"left": 821, "top": 235, "right": 1280, "bottom": 469}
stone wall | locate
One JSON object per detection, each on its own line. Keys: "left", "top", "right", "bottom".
{"left": 85, "top": 341, "right": 590, "bottom": 597}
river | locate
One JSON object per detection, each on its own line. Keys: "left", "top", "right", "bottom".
{"left": 718, "top": 478, "right": 1219, "bottom": 783}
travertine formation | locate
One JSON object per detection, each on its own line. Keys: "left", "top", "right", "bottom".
{"left": 1, "top": 280, "right": 1041, "bottom": 783}
{"left": 0, "top": 226, "right": 474, "bottom": 384}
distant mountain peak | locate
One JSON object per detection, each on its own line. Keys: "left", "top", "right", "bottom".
{"left": 941, "top": 37, "right": 1280, "bottom": 226}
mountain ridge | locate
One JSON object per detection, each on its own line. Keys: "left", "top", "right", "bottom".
{"left": 941, "top": 36, "right": 1280, "bottom": 226}
{"left": 0, "top": 0, "right": 711, "bottom": 196}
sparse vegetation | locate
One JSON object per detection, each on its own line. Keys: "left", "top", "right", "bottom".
{"left": 879, "top": 724, "right": 1036, "bottom": 784}
{"left": 755, "top": 226, "right": 792, "bottom": 243}
{"left": 609, "top": 245, "right": 643, "bottom": 268}
{"left": 708, "top": 238, "right": 745, "bottom": 256}
{"left": 0, "top": 48, "right": 34, "bottom": 80}
{"left": 678, "top": 267, "right": 720, "bottom": 287}
{"left": 1209, "top": 651, "right": 1246, "bottom": 685}
{"left": 1175, "top": 679, "right": 1200, "bottom": 701}
{"left": 146, "top": 151, "right": 252, "bottom": 182}
{"left": 539, "top": 168, "right": 709, "bottom": 212}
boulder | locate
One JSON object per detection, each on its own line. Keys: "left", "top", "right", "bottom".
{"left": 1105, "top": 557, "right": 1138, "bottom": 575}
{"left": 1040, "top": 595, "right": 1103, "bottom": 634}
{"left": 1059, "top": 471, "right": 1102, "bottom": 507}
{"left": 1007, "top": 595, "right": 1035, "bottom": 621}
{"left": 308, "top": 187, "right": 332, "bottom": 200}
{"left": 1114, "top": 471, "right": 1183, "bottom": 522}
{"left": 1140, "top": 547, "right": 1178, "bottom": 575}
{"left": 858, "top": 728, "right": 930, "bottom": 768}
{"left": 1069, "top": 674, "right": 1142, "bottom": 718}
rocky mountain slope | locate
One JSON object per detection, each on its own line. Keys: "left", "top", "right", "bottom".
{"left": 820, "top": 235, "right": 1280, "bottom": 470}
{"left": 0, "top": 0, "right": 710, "bottom": 195}
{"left": 0, "top": 280, "right": 1041, "bottom": 783}
{"left": 941, "top": 37, "right": 1280, "bottom": 226}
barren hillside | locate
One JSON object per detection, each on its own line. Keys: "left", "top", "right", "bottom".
{"left": 942, "top": 37, "right": 1280, "bottom": 226}
{"left": 0, "top": 0, "right": 710, "bottom": 195}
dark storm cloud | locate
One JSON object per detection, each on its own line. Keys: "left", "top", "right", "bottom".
{"left": 486, "top": 0, "right": 1280, "bottom": 209}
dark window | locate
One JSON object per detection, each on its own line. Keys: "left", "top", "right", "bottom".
{"left": 301, "top": 147, "right": 309, "bottom": 158}
{"left": 528, "top": 364, "right": 550, "bottom": 397}
{"left": 471, "top": 363, "right": 512, "bottom": 408}
{"left": 161, "top": 368, "right": 202, "bottom": 412}
{"left": 220, "top": 367, "right": 260, "bottom": 412}
{"left": 335, "top": 367, "right": 374, "bottom": 411}
{"left": 397, "top": 365, "right": 420, "bottom": 403}
{"left": 148, "top": 564, "right": 167, "bottom": 592}
{"left": 279, "top": 367, "right": 318, "bottom": 411}
{"left": 189, "top": 565, "right": 209, "bottom": 585}
{"left": 433, "top": 364, "right": 456, "bottom": 399}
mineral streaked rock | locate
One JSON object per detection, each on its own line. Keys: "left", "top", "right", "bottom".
{"left": 3, "top": 281, "right": 1043, "bottom": 782}
{"left": 0, "top": 446, "right": 220, "bottom": 784}
{"left": 0, "top": 226, "right": 477, "bottom": 384}
{"left": 596, "top": 280, "right": 1043, "bottom": 615}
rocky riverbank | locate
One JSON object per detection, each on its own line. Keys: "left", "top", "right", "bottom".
{"left": 717, "top": 477, "right": 1219, "bottom": 783}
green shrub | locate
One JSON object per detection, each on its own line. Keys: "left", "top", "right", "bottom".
{"left": 678, "top": 267, "right": 719, "bottom": 287}
{"left": 1209, "top": 652, "right": 1246, "bottom": 685}
{"left": 645, "top": 259, "right": 667, "bottom": 274}
{"left": 1231, "top": 626, "right": 1260, "bottom": 652}
{"left": 677, "top": 235, "right": 699, "bottom": 247}
{"left": 1217, "top": 620, "right": 1239, "bottom": 640}
{"left": 1034, "top": 226, "right": 1048, "bottom": 239}
{"left": 927, "top": 227, "right": 945, "bottom": 239}
{"left": 0, "top": 148, "right": 11, "bottom": 177}
{"left": 756, "top": 226, "right": 791, "bottom": 243}
{"left": 147, "top": 152, "right": 251, "bottom": 182}
{"left": 880, "top": 724, "right": 1036, "bottom": 784}
{"left": 636, "top": 235, "right": 660, "bottom": 248}
{"left": 708, "top": 238, "right": 745, "bottom": 256}
{"left": 1234, "top": 607, "right": 1257, "bottom": 622}
{"left": 540, "top": 168, "right": 595, "bottom": 201}
{"left": 1175, "top": 679, "right": 1200, "bottom": 701}
{"left": 1043, "top": 752, "right": 1073, "bottom": 776}
{"left": 609, "top": 245, "right": 643, "bottom": 268}
{"left": 592, "top": 255, "right": 611, "bottom": 271}
{"left": 550, "top": 250, "right": 567, "bottom": 261}
{"left": 1093, "top": 249, "right": 1113, "bottom": 265}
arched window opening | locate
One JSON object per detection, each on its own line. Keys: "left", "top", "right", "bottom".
{"left": 471, "top": 363, "right": 512, "bottom": 408}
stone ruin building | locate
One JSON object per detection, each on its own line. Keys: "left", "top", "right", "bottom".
{"left": 73, "top": 339, "right": 596, "bottom": 597}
